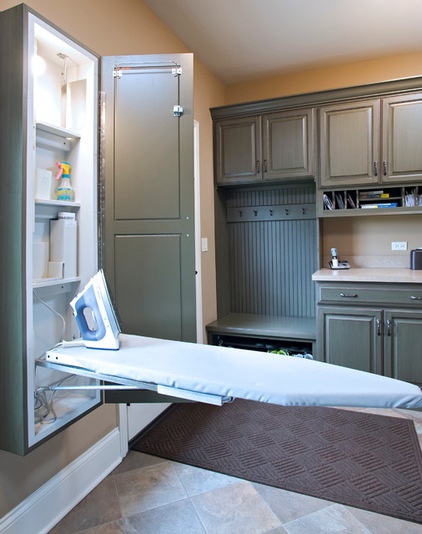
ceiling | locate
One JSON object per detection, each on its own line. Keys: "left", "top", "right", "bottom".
{"left": 144, "top": 0, "right": 422, "bottom": 84}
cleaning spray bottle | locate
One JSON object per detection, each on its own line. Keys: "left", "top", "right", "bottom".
{"left": 55, "top": 161, "right": 74, "bottom": 201}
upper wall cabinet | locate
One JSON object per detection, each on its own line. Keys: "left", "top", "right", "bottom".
{"left": 382, "top": 93, "right": 422, "bottom": 183}
{"left": 319, "top": 93, "right": 422, "bottom": 188}
{"left": 215, "top": 108, "right": 315, "bottom": 185}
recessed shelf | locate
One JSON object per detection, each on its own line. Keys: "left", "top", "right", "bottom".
{"left": 319, "top": 185, "right": 422, "bottom": 217}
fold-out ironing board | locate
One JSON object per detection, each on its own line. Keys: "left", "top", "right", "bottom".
{"left": 41, "top": 333, "right": 422, "bottom": 409}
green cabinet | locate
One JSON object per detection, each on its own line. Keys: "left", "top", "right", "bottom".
{"left": 316, "top": 281, "right": 422, "bottom": 385}
{"left": 215, "top": 108, "right": 315, "bottom": 185}
{"left": 317, "top": 306, "right": 382, "bottom": 373}
{"left": 319, "top": 93, "right": 422, "bottom": 188}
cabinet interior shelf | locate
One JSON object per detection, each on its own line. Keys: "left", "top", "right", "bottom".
{"left": 33, "top": 277, "right": 81, "bottom": 292}
{"left": 36, "top": 121, "right": 81, "bottom": 152}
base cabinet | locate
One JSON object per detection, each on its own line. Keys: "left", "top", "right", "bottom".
{"left": 316, "top": 282, "right": 422, "bottom": 385}
{"left": 317, "top": 307, "right": 382, "bottom": 373}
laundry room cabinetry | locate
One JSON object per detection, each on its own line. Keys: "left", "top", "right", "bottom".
{"left": 215, "top": 108, "right": 315, "bottom": 185}
{"left": 0, "top": 4, "right": 195, "bottom": 455}
{"left": 314, "top": 278, "right": 422, "bottom": 385}
{"left": 319, "top": 93, "right": 422, "bottom": 188}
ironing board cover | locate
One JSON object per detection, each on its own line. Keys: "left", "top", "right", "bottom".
{"left": 45, "top": 334, "right": 422, "bottom": 409}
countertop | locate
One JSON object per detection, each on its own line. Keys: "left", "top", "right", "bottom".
{"left": 312, "top": 268, "right": 422, "bottom": 283}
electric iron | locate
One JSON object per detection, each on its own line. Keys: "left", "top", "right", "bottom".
{"left": 70, "top": 269, "right": 120, "bottom": 350}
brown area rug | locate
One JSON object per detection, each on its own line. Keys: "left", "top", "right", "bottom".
{"left": 132, "top": 399, "right": 422, "bottom": 524}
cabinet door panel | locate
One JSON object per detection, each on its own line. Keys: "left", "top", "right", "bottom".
{"left": 382, "top": 94, "right": 422, "bottom": 183}
{"left": 385, "top": 310, "right": 422, "bottom": 384}
{"left": 114, "top": 69, "right": 180, "bottom": 220}
{"left": 318, "top": 306, "right": 382, "bottom": 373}
{"left": 215, "top": 116, "right": 261, "bottom": 184}
{"left": 319, "top": 100, "right": 380, "bottom": 187}
{"left": 263, "top": 109, "right": 314, "bottom": 180}
{"left": 102, "top": 54, "right": 196, "bottom": 345}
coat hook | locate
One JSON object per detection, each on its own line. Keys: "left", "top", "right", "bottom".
{"left": 285, "top": 208, "right": 289, "bottom": 215}
{"left": 302, "top": 207, "right": 306, "bottom": 215}
{"left": 239, "top": 210, "right": 243, "bottom": 217}
{"left": 253, "top": 210, "right": 258, "bottom": 216}
{"left": 269, "top": 209, "right": 273, "bottom": 216}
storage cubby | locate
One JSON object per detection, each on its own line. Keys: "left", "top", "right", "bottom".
{"left": 320, "top": 185, "right": 422, "bottom": 216}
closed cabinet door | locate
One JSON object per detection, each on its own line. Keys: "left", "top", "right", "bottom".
{"left": 102, "top": 54, "right": 196, "bottom": 344}
{"left": 384, "top": 309, "right": 422, "bottom": 384}
{"left": 382, "top": 93, "right": 422, "bottom": 183}
{"left": 319, "top": 99, "right": 381, "bottom": 187}
{"left": 215, "top": 116, "right": 262, "bottom": 184}
{"left": 263, "top": 109, "right": 315, "bottom": 180}
{"left": 318, "top": 306, "right": 382, "bottom": 373}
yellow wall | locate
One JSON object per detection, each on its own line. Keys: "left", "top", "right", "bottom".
{"left": 226, "top": 51, "right": 422, "bottom": 105}
{"left": 0, "top": 0, "right": 225, "bottom": 518}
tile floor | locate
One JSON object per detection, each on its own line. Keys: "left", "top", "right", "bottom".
{"left": 50, "top": 407, "right": 422, "bottom": 534}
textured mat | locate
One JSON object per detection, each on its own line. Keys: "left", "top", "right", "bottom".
{"left": 132, "top": 399, "right": 422, "bottom": 524}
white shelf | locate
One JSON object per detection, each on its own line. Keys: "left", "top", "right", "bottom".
{"left": 36, "top": 122, "right": 81, "bottom": 152}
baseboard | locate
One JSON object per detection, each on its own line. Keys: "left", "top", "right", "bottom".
{"left": 0, "top": 428, "right": 122, "bottom": 534}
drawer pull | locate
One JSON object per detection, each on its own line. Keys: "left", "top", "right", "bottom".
{"left": 386, "top": 319, "right": 391, "bottom": 336}
{"left": 410, "top": 295, "right": 422, "bottom": 301}
{"left": 376, "top": 319, "right": 381, "bottom": 336}
{"left": 340, "top": 293, "right": 358, "bottom": 298}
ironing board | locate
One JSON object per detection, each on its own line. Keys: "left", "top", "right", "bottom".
{"left": 40, "top": 333, "right": 422, "bottom": 409}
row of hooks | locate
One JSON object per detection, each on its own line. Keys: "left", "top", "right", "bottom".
{"left": 227, "top": 203, "right": 316, "bottom": 223}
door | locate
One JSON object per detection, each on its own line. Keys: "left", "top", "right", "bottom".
{"left": 263, "top": 108, "right": 315, "bottom": 180}
{"left": 215, "top": 116, "right": 262, "bottom": 184}
{"left": 101, "top": 55, "right": 196, "bottom": 342}
{"left": 318, "top": 306, "right": 382, "bottom": 373}
{"left": 319, "top": 100, "right": 380, "bottom": 187}
{"left": 385, "top": 309, "right": 422, "bottom": 384}
{"left": 382, "top": 93, "right": 422, "bottom": 183}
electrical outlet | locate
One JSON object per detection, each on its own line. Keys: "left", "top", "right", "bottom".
{"left": 391, "top": 241, "right": 407, "bottom": 251}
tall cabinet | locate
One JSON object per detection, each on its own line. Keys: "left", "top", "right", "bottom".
{"left": 0, "top": 5, "right": 100, "bottom": 455}
{"left": 0, "top": 4, "right": 195, "bottom": 455}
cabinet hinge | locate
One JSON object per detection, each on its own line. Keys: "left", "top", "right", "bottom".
{"left": 113, "top": 68, "right": 122, "bottom": 79}
{"left": 172, "top": 66, "right": 182, "bottom": 76}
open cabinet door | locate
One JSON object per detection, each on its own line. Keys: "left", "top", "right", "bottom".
{"left": 101, "top": 55, "right": 196, "bottom": 344}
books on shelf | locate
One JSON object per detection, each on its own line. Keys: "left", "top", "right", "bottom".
{"left": 359, "top": 190, "right": 390, "bottom": 200}
{"left": 361, "top": 202, "right": 398, "bottom": 209}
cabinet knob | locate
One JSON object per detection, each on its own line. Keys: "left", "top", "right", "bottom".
{"left": 410, "top": 295, "right": 422, "bottom": 300}
{"left": 256, "top": 160, "right": 260, "bottom": 173}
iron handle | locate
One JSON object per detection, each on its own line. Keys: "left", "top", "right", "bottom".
{"left": 374, "top": 161, "right": 378, "bottom": 176}
{"left": 386, "top": 319, "right": 391, "bottom": 336}
{"left": 340, "top": 293, "right": 358, "bottom": 298}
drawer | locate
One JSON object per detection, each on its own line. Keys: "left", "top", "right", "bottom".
{"left": 318, "top": 283, "right": 422, "bottom": 307}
